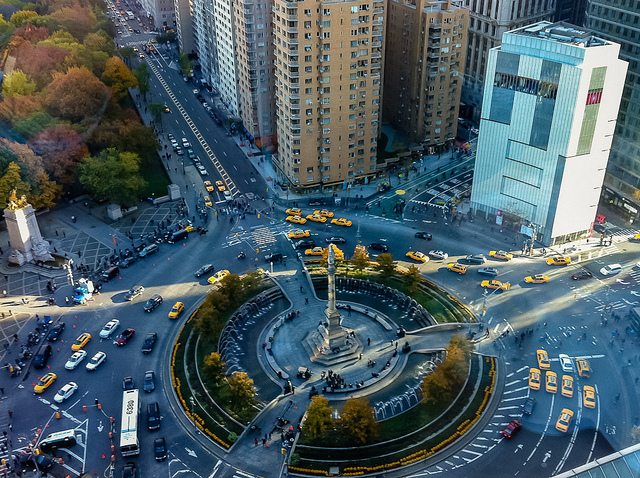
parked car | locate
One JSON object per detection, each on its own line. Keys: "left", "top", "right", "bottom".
{"left": 114, "top": 328, "right": 136, "bottom": 346}
{"left": 144, "top": 294, "right": 163, "bottom": 312}
{"left": 122, "top": 376, "right": 135, "bottom": 390}
{"left": 414, "top": 231, "right": 432, "bottom": 240}
{"left": 32, "top": 345, "right": 53, "bottom": 369}
{"left": 125, "top": 285, "right": 144, "bottom": 301}
{"left": 119, "top": 256, "right": 138, "bottom": 268}
{"left": 141, "top": 332, "right": 158, "bottom": 354}
{"left": 464, "top": 254, "right": 486, "bottom": 265}
{"left": 147, "top": 402, "right": 161, "bottom": 430}
{"left": 47, "top": 323, "right": 66, "bottom": 342}
{"left": 139, "top": 244, "right": 159, "bottom": 258}
{"left": 143, "top": 370, "right": 155, "bottom": 392}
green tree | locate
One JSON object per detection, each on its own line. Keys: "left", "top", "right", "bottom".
{"left": 148, "top": 103, "right": 165, "bottom": 129}
{"left": 9, "top": 10, "right": 39, "bottom": 27}
{"left": 2, "top": 70, "right": 37, "bottom": 97}
{"left": 102, "top": 56, "right": 138, "bottom": 99}
{"left": 421, "top": 335, "right": 472, "bottom": 407}
{"left": 13, "top": 111, "right": 56, "bottom": 139}
{"left": 304, "top": 395, "right": 333, "bottom": 440}
{"left": 227, "top": 372, "right": 256, "bottom": 411}
{"left": 78, "top": 148, "right": 146, "bottom": 205}
{"left": 83, "top": 30, "right": 114, "bottom": 55}
{"left": 0, "top": 162, "right": 30, "bottom": 208}
{"left": 351, "top": 244, "right": 369, "bottom": 272}
{"left": 203, "top": 352, "right": 226, "bottom": 386}
{"left": 134, "top": 63, "right": 150, "bottom": 98}
{"left": 376, "top": 253, "right": 396, "bottom": 278}
{"left": 338, "top": 398, "right": 379, "bottom": 445}
{"left": 404, "top": 265, "right": 422, "bottom": 295}
{"left": 178, "top": 53, "right": 192, "bottom": 76}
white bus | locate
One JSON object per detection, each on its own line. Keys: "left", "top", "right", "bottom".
{"left": 126, "top": 10, "right": 135, "bottom": 20}
{"left": 120, "top": 389, "right": 140, "bottom": 456}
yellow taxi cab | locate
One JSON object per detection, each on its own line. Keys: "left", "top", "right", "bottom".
{"left": 314, "top": 209, "right": 334, "bottom": 218}
{"left": 285, "top": 208, "right": 302, "bottom": 216}
{"left": 286, "top": 215, "right": 307, "bottom": 225}
{"left": 480, "top": 279, "right": 511, "bottom": 291}
{"left": 555, "top": 408, "right": 574, "bottom": 433}
{"left": 331, "top": 218, "right": 352, "bottom": 227}
{"left": 288, "top": 229, "right": 310, "bottom": 239}
{"left": 406, "top": 251, "right": 428, "bottom": 263}
{"left": 203, "top": 196, "right": 213, "bottom": 207}
{"left": 208, "top": 269, "right": 230, "bottom": 285}
{"left": 215, "top": 180, "right": 226, "bottom": 192}
{"left": 185, "top": 225, "right": 195, "bottom": 232}
{"left": 546, "top": 256, "right": 571, "bottom": 266}
{"left": 71, "top": 333, "right": 92, "bottom": 351}
{"left": 489, "top": 250, "right": 513, "bottom": 261}
{"left": 545, "top": 371, "right": 557, "bottom": 393}
{"left": 583, "top": 385, "right": 596, "bottom": 408}
{"left": 561, "top": 375, "right": 573, "bottom": 398}
{"left": 447, "top": 263, "right": 468, "bottom": 275}
{"left": 576, "top": 358, "right": 591, "bottom": 378}
{"left": 306, "top": 214, "right": 327, "bottom": 223}
{"left": 168, "top": 301, "right": 185, "bottom": 319}
{"left": 629, "top": 233, "right": 640, "bottom": 242}
{"left": 524, "top": 274, "right": 551, "bottom": 284}
{"left": 34, "top": 372, "right": 57, "bottom": 394}
{"left": 203, "top": 180, "right": 214, "bottom": 192}
{"left": 305, "top": 247, "right": 325, "bottom": 256}
{"left": 529, "top": 367, "right": 541, "bottom": 390}
{"left": 536, "top": 349, "right": 550, "bottom": 369}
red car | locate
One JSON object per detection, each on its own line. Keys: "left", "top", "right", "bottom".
{"left": 114, "top": 328, "right": 135, "bottom": 346}
{"left": 500, "top": 420, "right": 522, "bottom": 439}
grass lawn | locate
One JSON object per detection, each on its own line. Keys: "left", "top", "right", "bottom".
{"left": 140, "top": 153, "right": 171, "bottom": 198}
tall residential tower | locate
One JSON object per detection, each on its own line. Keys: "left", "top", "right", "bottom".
{"left": 383, "top": 0, "right": 469, "bottom": 146}
{"left": 272, "top": 0, "right": 386, "bottom": 188}
{"left": 470, "top": 22, "right": 627, "bottom": 245}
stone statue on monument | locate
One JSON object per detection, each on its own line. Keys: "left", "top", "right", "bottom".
{"left": 3, "top": 191, "right": 54, "bottom": 265}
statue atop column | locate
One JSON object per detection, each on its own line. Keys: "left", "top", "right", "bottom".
{"left": 3, "top": 191, "right": 54, "bottom": 265}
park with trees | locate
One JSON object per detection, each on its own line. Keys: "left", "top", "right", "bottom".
{"left": 0, "top": 0, "right": 165, "bottom": 208}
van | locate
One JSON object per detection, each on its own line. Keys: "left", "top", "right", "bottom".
{"left": 168, "top": 230, "right": 189, "bottom": 244}
{"left": 38, "top": 429, "right": 77, "bottom": 453}
{"left": 576, "top": 359, "right": 591, "bottom": 378}
{"left": 33, "top": 345, "right": 53, "bottom": 370}
{"left": 101, "top": 266, "right": 120, "bottom": 282}
{"left": 147, "top": 402, "right": 161, "bottom": 430}
{"left": 599, "top": 263, "right": 622, "bottom": 276}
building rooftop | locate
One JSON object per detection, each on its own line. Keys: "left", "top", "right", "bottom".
{"left": 511, "top": 21, "right": 610, "bottom": 48}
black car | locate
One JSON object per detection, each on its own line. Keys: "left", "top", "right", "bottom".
{"left": 572, "top": 270, "right": 593, "bottom": 280}
{"left": 195, "top": 264, "right": 215, "bottom": 278}
{"left": 521, "top": 397, "right": 536, "bottom": 416}
{"left": 141, "top": 332, "right": 158, "bottom": 354}
{"left": 115, "top": 328, "right": 136, "bottom": 346}
{"left": 32, "top": 345, "right": 52, "bottom": 369}
{"left": 119, "top": 256, "right": 138, "bottom": 268}
{"left": 265, "top": 252, "right": 284, "bottom": 263}
{"left": 294, "top": 240, "right": 316, "bottom": 250}
{"left": 122, "top": 462, "right": 137, "bottom": 478}
{"left": 464, "top": 254, "right": 486, "bottom": 265}
{"left": 325, "top": 236, "right": 347, "bottom": 244}
{"left": 18, "top": 453, "right": 55, "bottom": 473}
{"left": 46, "top": 323, "right": 66, "bottom": 342}
{"left": 101, "top": 266, "right": 120, "bottom": 282}
{"left": 122, "top": 376, "right": 135, "bottom": 390}
{"left": 144, "top": 294, "right": 163, "bottom": 312}
{"left": 593, "top": 223, "right": 608, "bottom": 234}
{"left": 147, "top": 402, "right": 161, "bottom": 430}
{"left": 414, "top": 231, "right": 433, "bottom": 240}
{"left": 143, "top": 370, "right": 155, "bottom": 392}
{"left": 368, "top": 243, "right": 389, "bottom": 253}
{"left": 154, "top": 437, "right": 167, "bottom": 461}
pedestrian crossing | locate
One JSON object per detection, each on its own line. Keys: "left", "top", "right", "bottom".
{"left": 251, "top": 227, "right": 278, "bottom": 247}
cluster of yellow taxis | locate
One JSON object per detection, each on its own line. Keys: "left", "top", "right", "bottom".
{"left": 285, "top": 209, "right": 353, "bottom": 228}
{"left": 34, "top": 332, "right": 94, "bottom": 394}
{"left": 528, "top": 349, "right": 595, "bottom": 433}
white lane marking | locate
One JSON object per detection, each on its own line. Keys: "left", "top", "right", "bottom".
{"left": 515, "top": 366, "right": 529, "bottom": 373}
{"left": 525, "top": 393, "right": 555, "bottom": 464}
{"left": 553, "top": 388, "right": 583, "bottom": 474}
{"left": 501, "top": 395, "right": 529, "bottom": 402}
{"left": 208, "top": 460, "right": 222, "bottom": 478}
{"left": 505, "top": 379, "right": 525, "bottom": 386}
{"left": 503, "top": 386, "right": 530, "bottom": 395}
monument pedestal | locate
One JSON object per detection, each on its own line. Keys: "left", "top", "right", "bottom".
{"left": 4, "top": 195, "right": 53, "bottom": 266}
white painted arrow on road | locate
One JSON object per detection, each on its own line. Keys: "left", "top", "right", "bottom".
{"left": 616, "top": 279, "right": 630, "bottom": 285}
{"left": 514, "top": 444, "right": 523, "bottom": 453}
{"left": 97, "top": 420, "right": 104, "bottom": 432}
{"left": 185, "top": 447, "right": 198, "bottom": 458}
{"left": 543, "top": 451, "right": 552, "bottom": 463}
{"left": 631, "top": 291, "right": 640, "bottom": 297}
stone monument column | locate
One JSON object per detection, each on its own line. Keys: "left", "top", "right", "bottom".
{"left": 3, "top": 190, "right": 53, "bottom": 266}
{"left": 324, "top": 244, "right": 348, "bottom": 351}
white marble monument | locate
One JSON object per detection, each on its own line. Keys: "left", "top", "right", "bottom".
{"left": 3, "top": 190, "right": 54, "bottom": 266}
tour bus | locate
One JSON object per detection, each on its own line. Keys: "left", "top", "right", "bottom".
{"left": 120, "top": 389, "right": 140, "bottom": 456}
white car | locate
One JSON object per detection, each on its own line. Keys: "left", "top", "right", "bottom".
{"left": 558, "top": 354, "right": 574, "bottom": 373}
{"left": 54, "top": 382, "right": 78, "bottom": 403}
{"left": 86, "top": 351, "right": 107, "bottom": 371}
{"left": 197, "top": 164, "right": 208, "bottom": 176}
{"left": 181, "top": 138, "right": 190, "bottom": 148}
{"left": 65, "top": 350, "right": 87, "bottom": 370}
{"left": 600, "top": 263, "right": 622, "bottom": 276}
{"left": 99, "top": 319, "right": 120, "bottom": 339}
{"left": 170, "top": 139, "right": 179, "bottom": 149}
{"left": 428, "top": 250, "right": 449, "bottom": 260}
{"left": 223, "top": 190, "right": 233, "bottom": 200}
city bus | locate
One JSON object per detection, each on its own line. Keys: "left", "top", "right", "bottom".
{"left": 120, "top": 389, "right": 140, "bottom": 456}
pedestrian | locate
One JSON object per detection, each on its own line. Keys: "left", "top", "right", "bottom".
{"left": 395, "top": 341, "right": 398, "bottom": 350}
{"left": 63, "top": 231, "right": 66, "bottom": 238}
{"left": 261, "top": 438, "right": 266, "bottom": 447}
{"left": 254, "top": 438, "right": 258, "bottom": 447}
{"left": 367, "top": 337, "right": 371, "bottom": 346}
{"left": 7, "top": 410, "right": 12, "bottom": 419}
{"left": 65, "top": 297, "right": 70, "bottom": 305}
{"left": 300, "top": 286, "right": 303, "bottom": 292}
{"left": 305, "top": 297, "right": 309, "bottom": 304}
{"left": 0, "top": 387, "right": 4, "bottom": 395}
{"left": 268, "top": 432, "right": 272, "bottom": 440}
